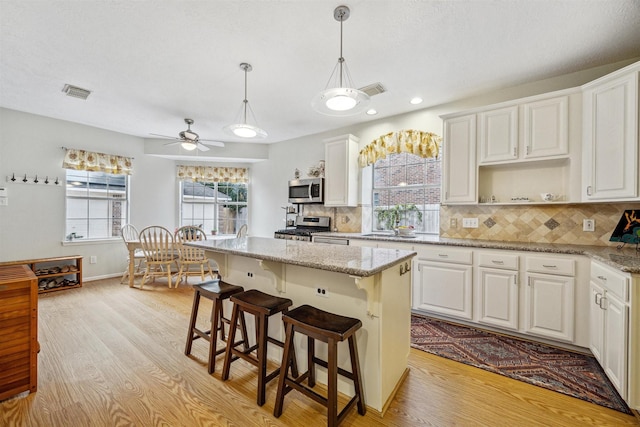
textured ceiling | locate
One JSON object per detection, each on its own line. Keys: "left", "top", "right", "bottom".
{"left": 1, "top": 0, "right": 640, "bottom": 151}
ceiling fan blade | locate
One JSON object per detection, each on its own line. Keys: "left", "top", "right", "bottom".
{"left": 196, "top": 143, "right": 210, "bottom": 152}
{"left": 149, "top": 133, "right": 179, "bottom": 140}
{"left": 163, "top": 141, "right": 181, "bottom": 147}
{"left": 199, "top": 139, "right": 225, "bottom": 147}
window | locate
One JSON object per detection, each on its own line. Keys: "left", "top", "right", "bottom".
{"left": 372, "top": 152, "right": 441, "bottom": 233}
{"left": 180, "top": 181, "right": 248, "bottom": 235}
{"left": 65, "top": 170, "right": 128, "bottom": 240}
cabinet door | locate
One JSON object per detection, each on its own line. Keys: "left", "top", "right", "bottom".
{"left": 583, "top": 72, "right": 639, "bottom": 200}
{"left": 523, "top": 96, "right": 569, "bottom": 159}
{"left": 413, "top": 260, "right": 473, "bottom": 320}
{"left": 524, "top": 273, "right": 575, "bottom": 342}
{"left": 477, "top": 268, "right": 519, "bottom": 330}
{"left": 478, "top": 105, "right": 518, "bottom": 164}
{"left": 589, "top": 281, "right": 605, "bottom": 363}
{"left": 442, "top": 114, "right": 477, "bottom": 204}
{"left": 324, "top": 134, "right": 359, "bottom": 207}
{"left": 603, "top": 292, "right": 628, "bottom": 399}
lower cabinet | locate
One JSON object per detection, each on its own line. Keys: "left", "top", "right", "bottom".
{"left": 589, "top": 262, "right": 630, "bottom": 400}
{"left": 413, "top": 247, "right": 473, "bottom": 320}
{"left": 476, "top": 250, "right": 520, "bottom": 330}
{"left": 524, "top": 272, "right": 575, "bottom": 342}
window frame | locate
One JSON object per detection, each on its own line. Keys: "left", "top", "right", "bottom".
{"left": 64, "top": 170, "right": 130, "bottom": 242}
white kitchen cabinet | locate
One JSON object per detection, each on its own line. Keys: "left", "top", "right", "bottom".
{"left": 442, "top": 114, "right": 477, "bottom": 204}
{"left": 413, "top": 247, "right": 473, "bottom": 320}
{"left": 324, "top": 134, "right": 359, "bottom": 207}
{"left": 522, "top": 95, "right": 569, "bottom": 159}
{"left": 589, "top": 261, "right": 630, "bottom": 399}
{"left": 524, "top": 256, "right": 575, "bottom": 342}
{"left": 476, "top": 251, "right": 519, "bottom": 330}
{"left": 582, "top": 62, "right": 640, "bottom": 201}
{"left": 478, "top": 105, "right": 518, "bottom": 164}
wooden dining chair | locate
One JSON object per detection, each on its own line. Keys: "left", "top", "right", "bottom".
{"left": 139, "top": 226, "right": 179, "bottom": 288}
{"left": 236, "top": 224, "right": 248, "bottom": 238}
{"left": 120, "top": 224, "right": 146, "bottom": 284}
{"left": 174, "top": 226, "right": 215, "bottom": 284}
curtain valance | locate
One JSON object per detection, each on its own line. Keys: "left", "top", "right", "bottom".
{"left": 358, "top": 129, "right": 441, "bottom": 167}
{"left": 176, "top": 165, "right": 248, "bottom": 183}
{"left": 62, "top": 148, "right": 133, "bottom": 175}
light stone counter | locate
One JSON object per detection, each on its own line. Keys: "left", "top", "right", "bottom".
{"left": 186, "top": 236, "right": 416, "bottom": 414}
{"left": 318, "top": 232, "right": 640, "bottom": 274}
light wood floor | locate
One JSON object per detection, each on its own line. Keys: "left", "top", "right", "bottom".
{"left": 1, "top": 278, "right": 638, "bottom": 426}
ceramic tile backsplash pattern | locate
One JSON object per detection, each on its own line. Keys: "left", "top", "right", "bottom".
{"left": 302, "top": 205, "right": 362, "bottom": 233}
{"left": 441, "top": 203, "right": 640, "bottom": 246}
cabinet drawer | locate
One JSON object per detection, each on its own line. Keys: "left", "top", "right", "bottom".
{"left": 416, "top": 247, "right": 473, "bottom": 265}
{"left": 478, "top": 252, "right": 519, "bottom": 270}
{"left": 526, "top": 255, "right": 575, "bottom": 276}
{"left": 591, "top": 262, "right": 629, "bottom": 302}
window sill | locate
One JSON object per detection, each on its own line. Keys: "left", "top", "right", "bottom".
{"left": 61, "top": 238, "right": 121, "bottom": 246}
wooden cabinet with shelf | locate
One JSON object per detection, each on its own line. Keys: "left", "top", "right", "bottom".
{"left": 0, "top": 255, "right": 82, "bottom": 294}
{"left": 0, "top": 264, "right": 38, "bottom": 400}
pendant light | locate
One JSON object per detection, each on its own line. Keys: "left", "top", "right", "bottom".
{"left": 224, "top": 63, "right": 267, "bottom": 139}
{"left": 311, "top": 5, "right": 370, "bottom": 116}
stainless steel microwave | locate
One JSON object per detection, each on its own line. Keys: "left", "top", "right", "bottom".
{"left": 288, "top": 178, "right": 324, "bottom": 204}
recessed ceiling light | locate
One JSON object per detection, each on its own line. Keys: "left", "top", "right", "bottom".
{"left": 410, "top": 97, "right": 423, "bottom": 105}
{"left": 366, "top": 109, "right": 378, "bottom": 115}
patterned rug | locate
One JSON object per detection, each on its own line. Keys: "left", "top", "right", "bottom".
{"left": 410, "top": 315, "right": 631, "bottom": 414}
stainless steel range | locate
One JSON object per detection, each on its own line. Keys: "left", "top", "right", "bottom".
{"left": 274, "top": 216, "right": 331, "bottom": 241}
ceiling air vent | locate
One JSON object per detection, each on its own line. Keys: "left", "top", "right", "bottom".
{"left": 358, "top": 82, "right": 386, "bottom": 97}
{"left": 62, "top": 84, "right": 91, "bottom": 100}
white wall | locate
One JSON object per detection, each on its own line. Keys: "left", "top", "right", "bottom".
{"left": 0, "top": 108, "right": 176, "bottom": 279}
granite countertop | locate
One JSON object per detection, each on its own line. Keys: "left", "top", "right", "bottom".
{"left": 186, "top": 236, "right": 416, "bottom": 277}
{"left": 318, "top": 232, "right": 640, "bottom": 274}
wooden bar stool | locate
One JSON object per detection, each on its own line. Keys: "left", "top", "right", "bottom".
{"left": 221, "top": 289, "right": 298, "bottom": 406}
{"left": 273, "top": 304, "right": 366, "bottom": 427}
{"left": 185, "top": 279, "right": 248, "bottom": 374}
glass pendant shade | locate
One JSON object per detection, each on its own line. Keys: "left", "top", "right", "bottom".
{"left": 224, "top": 63, "right": 267, "bottom": 139}
{"left": 312, "top": 5, "right": 370, "bottom": 117}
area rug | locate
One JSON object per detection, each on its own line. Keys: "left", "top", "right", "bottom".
{"left": 410, "top": 314, "right": 632, "bottom": 414}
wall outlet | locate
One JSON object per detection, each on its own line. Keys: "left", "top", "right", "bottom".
{"left": 315, "top": 287, "right": 329, "bottom": 298}
{"left": 247, "top": 272, "right": 254, "bottom": 278}
{"left": 462, "top": 218, "right": 479, "bottom": 228}
{"left": 90, "top": 256, "right": 97, "bottom": 264}
{"left": 450, "top": 218, "right": 457, "bottom": 228}
{"left": 583, "top": 219, "right": 595, "bottom": 232}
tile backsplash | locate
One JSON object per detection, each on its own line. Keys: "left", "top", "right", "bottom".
{"left": 301, "top": 205, "right": 362, "bottom": 233}
{"left": 440, "top": 203, "right": 640, "bottom": 246}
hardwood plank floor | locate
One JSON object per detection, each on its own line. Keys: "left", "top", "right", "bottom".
{"left": 1, "top": 278, "right": 638, "bottom": 426}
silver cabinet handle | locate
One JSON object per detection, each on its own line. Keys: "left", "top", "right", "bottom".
{"left": 599, "top": 296, "right": 607, "bottom": 310}
{"left": 438, "top": 254, "right": 449, "bottom": 258}
{"left": 492, "top": 260, "right": 504, "bottom": 265}
{"left": 542, "top": 264, "right": 557, "bottom": 268}
{"left": 587, "top": 186, "right": 592, "bottom": 196}
{"left": 597, "top": 275, "right": 607, "bottom": 281}
{"left": 595, "top": 292, "right": 602, "bottom": 305}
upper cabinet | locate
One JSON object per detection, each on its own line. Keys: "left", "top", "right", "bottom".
{"left": 479, "top": 95, "right": 569, "bottom": 165}
{"left": 478, "top": 105, "right": 519, "bottom": 163}
{"left": 324, "top": 134, "right": 359, "bottom": 207}
{"left": 582, "top": 62, "right": 640, "bottom": 202}
{"left": 442, "top": 114, "right": 477, "bottom": 204}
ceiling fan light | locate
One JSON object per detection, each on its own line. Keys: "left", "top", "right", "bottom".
{"left": 181, "top": 141, "right": 198, "bottom": 151}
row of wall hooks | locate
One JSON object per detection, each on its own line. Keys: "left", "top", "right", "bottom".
{"left": 7, "top": 173, "right": 60, "bottom": 185}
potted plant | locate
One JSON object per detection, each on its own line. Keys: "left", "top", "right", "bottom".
{"left": 211, "top": 229, "right": 217, "bottom": 236}
{"left": 375, "top": 204, "right": 423, "bottom": 230}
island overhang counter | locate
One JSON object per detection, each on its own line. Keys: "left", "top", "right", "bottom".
{"left": 186, "top": 236, "right": 416, "bottom": 414}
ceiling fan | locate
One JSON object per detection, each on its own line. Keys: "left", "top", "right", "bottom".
{"left": 150, "top": 118, "right": 225, "bottom": 151}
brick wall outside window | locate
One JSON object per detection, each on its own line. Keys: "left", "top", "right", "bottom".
{"left": 373, "top": 153, "right": 441, "bottom": 233}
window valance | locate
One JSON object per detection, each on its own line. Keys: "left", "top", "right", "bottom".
{"left": 62, "top": 148, "right": 133, "bottom": 175}
{"left": 177, "top": 165, "right": 248, "bottom": 183}
{"left": 358, "top": 129, "right": 441, "bottom": 167}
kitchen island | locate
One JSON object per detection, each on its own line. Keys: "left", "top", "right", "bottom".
{"left": 186, "top": 237, "right": 416, "bottom": 414}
